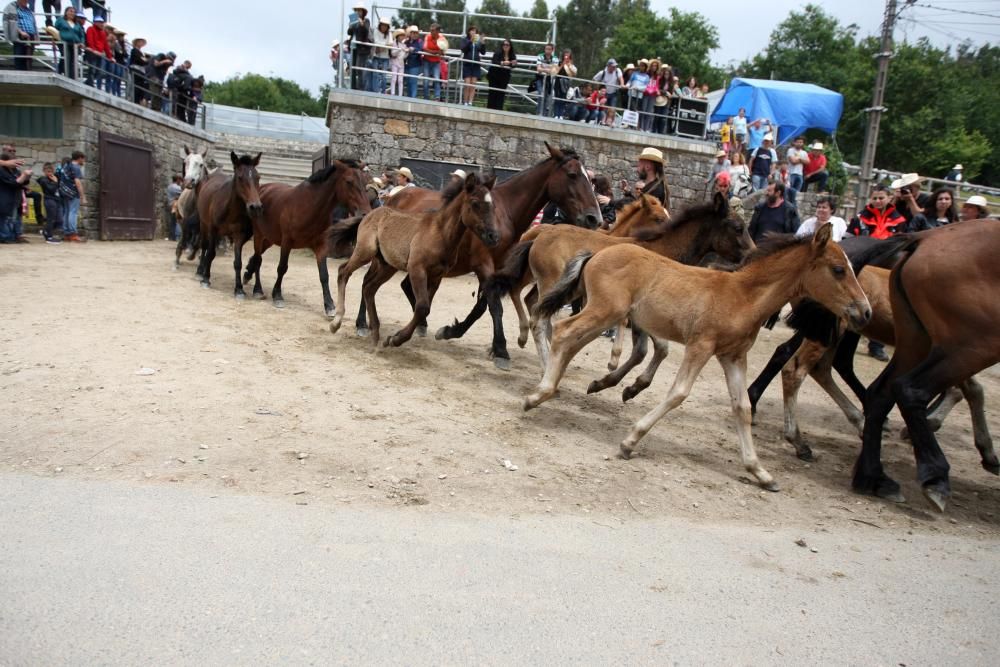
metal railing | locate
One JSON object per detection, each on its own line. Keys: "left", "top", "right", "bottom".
{"left": 842, "top": 162, "right": 1000, "bottom": 202}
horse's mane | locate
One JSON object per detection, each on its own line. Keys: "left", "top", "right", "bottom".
{"left": 440, "top": 172, "right": 491, "bottom": 205}
{"left": 306, "top": 158, "right": 363, "bottom": 185}
{"left": 739, "top": 233, "right": 811, "bottom": 267}
{"left": 632, "top": 199, "right": 719, "bottom": 243}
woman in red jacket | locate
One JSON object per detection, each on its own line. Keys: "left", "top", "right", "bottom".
{"left": 847, "top": 184, "right": 910, "bottom": 239}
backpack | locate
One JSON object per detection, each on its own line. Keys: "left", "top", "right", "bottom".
{"left": 58, "top": 165, "right": 78, "bottom": 199}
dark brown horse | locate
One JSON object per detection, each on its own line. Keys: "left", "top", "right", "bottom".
{"left": 329, "top": 172, "right": 500, "bottom": 348}
{"left": 354, "top": 143, "right": 603, "bottom": 368}
{"left": 853, "top": 220, "right": 1000, "bottom": 511}
{"left": 241, "top": 160, "right": 370, "bottom": 316}
{"left": 196, "top": 152, "right": 264, "bottom": 297}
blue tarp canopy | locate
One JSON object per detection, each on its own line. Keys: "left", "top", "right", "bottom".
{"left": 710, "top": 78, "right": 843, "bottom": 145}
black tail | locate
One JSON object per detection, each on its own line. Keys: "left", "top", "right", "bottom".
{"left": 537, "top": 251, "right": 593, "bottom": 319}
{"left": 486, "top": 240, "right": 534, "bottom": 299}
{"left": 327, "top": 215, "right": 364, "bottom": 258}
{"left": 785, "top": 298, "right": 842, "bottom": 345}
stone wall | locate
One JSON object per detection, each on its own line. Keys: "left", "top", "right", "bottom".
{"left": 0, "top": 72, "right": 214, "bottom": 238}
{"left": 325, "top": 90, "right": 717, "bottom": 211}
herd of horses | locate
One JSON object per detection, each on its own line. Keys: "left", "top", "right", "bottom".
{"left": 172, "top": 144, "right": 999, "bottom": 513}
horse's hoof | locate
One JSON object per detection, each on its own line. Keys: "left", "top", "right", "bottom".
{"left": 795, "top": 448, "right": 815, "bottom": 462}
{"left": 242, "top": 273, "right": 252, "bottom": 285}
{"left": 172, "top": 264, "right": 179, "bottom": 272}
{"left": 434, "top": 326, "right": 450, "bottom": 341}
{"left": 329, "top": 321, "right": 340, "bottom": 334}
{"left": 273, "top": 299, "right": 285, "bottom": 309}
{"left": 586, "top": 380, "right": 605, "bottom": 395}
{"left": 234, "top": 292, "right": 245, "bottom": 301}
{"left": 416, "top": 325, "right": 427, "bottom": 338}
{"left": 622, "top": 386, "right": 638, "bottom": 403}
{"left": 618, "top": 444, "right": 633, "bottom": 460}
{"left": 356, "top": 327, "right": 369, "bottom": 338}
{"left": 750, "top": 409, "right": 758, "bottom": 426}
{"left": 982, "top": 459, "right": 1000, "bottom": 476}
{"left": 607, "top": 361, "right": 619, "bottom": 371}
{"left": 200, "top": 281, "right": 210, "bottom": 289}
{"left": 922, "top": 481, "right": 950, "bottom": 513}
{"left": 253, "top": 291, "right": 265, "bottom": 301}
{"left": 762, "top": 480, "right": 780, "bottom": 492}
{"left": 325, "top": 308, "right": 336, "bottom": 319}
{"left": 517, "top": 336, "right": 528, "bottom": 348}
{"left": 493, "top": 356, "right": 511, "bottom": 371}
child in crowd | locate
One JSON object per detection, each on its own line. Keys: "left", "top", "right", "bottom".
{"left": 588, "top": 84, "right": 610, "bottom": 126}
{"left": 720, "top": 117, "right": 732, "bottom": 154}
{"left": 389, "top": 28, "right": 407, "bottom": 96}
{"left": 37, "top": 162, "right": 63, "bottom": 243}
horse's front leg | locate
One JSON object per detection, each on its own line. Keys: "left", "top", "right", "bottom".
{"left": 434, "top": 264, "right": 493, "bottom": 341}
{"left": 232, "top": 230, "right": 249, "bottom": 299}
{"left": 387, "top": 268, "right": 432, "bottom": 348}
{"left": 315, "top": 251, "right": 336, "bottom": 318}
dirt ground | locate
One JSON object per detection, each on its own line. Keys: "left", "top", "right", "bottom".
{"left": 2, "top": 240, "right": 999, "bottom": 537}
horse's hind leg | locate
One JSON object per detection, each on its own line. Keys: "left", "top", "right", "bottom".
{"left": 200, "top": 229, "right": 217, "bottom": 288}
{"left": 231, "top": 232, "right": 249, "bottom": 299}
{"left": 926, "top": 386, "right": 963, "bottom": 432}
{"left": 269, "top": 245, "right": 292, "bottom": 307}
{"left": 361, "top": 258, "right": 396, "bottom": 348}
{"left": 510, "top": 284, "right": 532, "bottom": 349}
{"left": 331, "top": 251, "right": 371, "bottom": 333}
{"left": 607, "top": 320, "right": 627, "bottom": 371}
{"left": 832, "top": 330, "right": 866, "bottom": 402}
{"left": 399, "top": 275, "right": 426, "bottom": 337}
{"left": 959, "top": 377, "right": 998, "bottom": 474}
{"left": 435, "top": 290, "right": 488, "bottom": 341}
{"left": 588, "top": 328, "right": 648, "bottom": 395}
{"left": 386, "top": 269, "right": 433, "bottom": 348}
{"left": 487, "top": 284, "right": 512, "bottom": 370}
{"left": 622, "top": 335, "right": 669, "bottom": 403}
{"left": 355, "top": 300, "right": 369, "bottom": 337}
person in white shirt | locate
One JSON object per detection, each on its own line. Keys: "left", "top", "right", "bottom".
{"left": 795, "top": 196, "right": 847, "bottom": 241}
{"left": 785, "top": 135, "right": 809, "bottom": 205}
{"left": 731, "top": 108, "right": 748, "bottom": 156}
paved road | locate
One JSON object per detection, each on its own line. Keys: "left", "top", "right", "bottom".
{"left": 1, "top": 473, "right": 997, "bottom": 665}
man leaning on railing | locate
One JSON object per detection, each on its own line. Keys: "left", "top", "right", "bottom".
{"left": 3, "top": 0, "right": 39, "bottom": 71}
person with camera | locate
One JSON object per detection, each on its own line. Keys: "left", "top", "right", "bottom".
{"left": 0, "top": 149, "right": 32, "bottom": 244}
{"left": 421, "top": 23, "right": 446, "bottom": 102}
{"left": 460, "top": 25, "right": 485, "bottom": 106}
{"left": 889, "top": 173, "right": 930, "bottom": 226}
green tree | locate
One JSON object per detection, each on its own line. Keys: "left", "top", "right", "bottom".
{"left": 522, "top": 0, "right": 551, "bottom": 45}
{"left": 203, "top": 74, "right": 327, "bottom": 116}
{"left": 474, "top": 0, "right": 515, "bottom": 41}
{"left": 397, "top": 0, "right": 433, "bottom": 33}
{"left": 434, "top": 0, "right": 468, "bottom": 36}
{"left": 553, "top": 0, "right": 615, "bottom": 77}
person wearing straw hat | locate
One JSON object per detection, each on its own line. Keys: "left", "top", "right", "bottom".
{"left": 801, "top": 141, "right": 829, "bottom": 192}
{"left": 961, "top": 195, "right": 990, "bottom": 221}
{"left": 402, "top": 25, "right": 423, "bottom": 98}
{"left": 347, "top": 3, "right": 372, "bottom": 91}
{"left": 617, "top": 147, "right": 669, "bottom": 208}
{"left": 945, "top": 163, "right": 963, "bottom": 183}
{"left": 395, "top": 166, "right": 416, "bottom": 188}
{"left": 890, "top": 172, "right": 930, "bottom": 225}
{"left": 370, "top": 17, "right": 393, "bottom": 93}
{"left": 708, "top": 149, "right": 731, "bottom": 185}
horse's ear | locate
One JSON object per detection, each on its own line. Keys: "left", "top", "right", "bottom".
{"left": 713, "top": 192, "right": 729, "bottom": 218}
{"left": 483, "top": 173, "right": 497, "bottom": 190}
{"left": 230, "top": 151, "right": 239, "bottom": 168}
{"left": 465, "top": 172, "right": 478, "bottom": 192}
{"left": 183, "top": 145, "right": 191, "bottom": 156}
{"left": 201, "top": 146, "right": 209, "bottom": 158}
{"left": 545, "top": 142, "right": 563, "bottom": 161}
{"left": 812, "top": 222, "right": 833, "bottom": 253}
{"left": 252, "top": 152, "right": 262, "bottom": 166}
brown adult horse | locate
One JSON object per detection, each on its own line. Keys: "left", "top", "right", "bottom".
{"left": 523, "top": 225, "right": 871, "bottom": 491}
{"left": 329, "top": 172, "right": 499, "bottom": 348}
{"left": 353, "top": 143, "right": 603, "bottom": 369}
{"left": 196, "top": 152, "right": 264, "bottom": 297}
{"left": 489, "top": 194, "right": 753, "bottom": 374}
{"left": 240, "top": 159, "right": 370, "bottom": 316}
{"left": 853, "top": 220, "right": 1000, "bottom": 511}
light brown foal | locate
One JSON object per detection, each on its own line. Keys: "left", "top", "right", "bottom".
{"left": 522, "top": 224, "right": 871, "bottom": 491}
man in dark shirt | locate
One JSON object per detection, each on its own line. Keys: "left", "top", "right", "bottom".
{"left": 890, "top": 172, "right": 930, "bottom": 225}
{"left": 749, "top": 181, "right": 800, "bottom": 243}
{"left": 0, "top": 150, "right": 33, "bottom": 243}
{"left": 147, "top": 51, "right": 175, "bottom": 113}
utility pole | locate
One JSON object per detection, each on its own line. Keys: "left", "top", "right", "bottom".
{"left": 856, "top": 0, "right": 901, "bottom": 211}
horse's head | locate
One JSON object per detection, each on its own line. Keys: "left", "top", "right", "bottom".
{"left": 457, "top": 172, "right": 500, "bottom": 248}
{"left": 613, "top": 194, "right": 669, "bottom": 234}
{"left": 797, "top": 224, "right": 872, "bottom": 330}
{"left": 680, "top": 193, "right": 755, "bottom": 265}
{"left": 181, "top": 145, "right": 208, "bottom": 189}
{"left": 336, "top": 160, "right": 372, "bottom": 216}
{"left": 542, "top": 142, "right": 602, "bottom": 230}
{"left": 231, "top": 151, "right": 264, "bottom": 218}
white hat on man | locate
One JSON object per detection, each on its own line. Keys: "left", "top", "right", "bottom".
{"left": 638, "top": 147, "right": 664, "bottom": 164}
{"left": 890, "top": 173, "right": 923, "bottom": 190}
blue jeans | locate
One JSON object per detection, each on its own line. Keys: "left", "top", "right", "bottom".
{"left": 421, "top": 60, "right": 441, "bottom": 100}
{"left": 752, "top": 174, "right": 769, "bottom": 191}
{"left": 65, "top": 197, "right": 80, "bottom": 235}
{"left": 0, "top": 214, "right": 15, "bottom": 242}
{"left": 404, "top": 65, "right": 420, "bottom": 97}
{"left": 787, "top": 173, "right": 803, "bottom": 204}
{"left": 368, "top": 57, "right": 388, "bottom": 93}
{"left": 109, "top": 62, "right": 124, "bottom": 96}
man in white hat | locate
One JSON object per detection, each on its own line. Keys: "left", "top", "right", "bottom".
{"left": 448, "top": 169, "right": 468, "bottom": 186}
{"left": 395, "top": 166, "right": 416, "bottom": 188}
{"left": 403, "top": 25, "right": 423, "bottom": 98}
{"left": 961, "top": 195, "right": 990, "bottom": 221}
{"left": 749, "top": 133, "right": 777, "bottom": 192}
{"left": 802, "top": 141, "right": 829, "bottom": 192}
{"left": 708, "top": 149, "right": 731, "bottom": 184}
{"left": 619, "top": 147, "right": 668, "bottom": 207}
{"left": 347, "top": 3, "right": 372, "bottom": 91}
{"left": 889, "top": 172, "right": 929, "bottom": 225}
{"left": 945, "top": 163, "right": 963, "bottom": 183}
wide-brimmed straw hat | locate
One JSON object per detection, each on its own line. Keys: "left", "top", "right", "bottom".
{"left": 437, "top": 36, "right": 450, "bottom": 50}
{"left": 809, "top": 141, "right": 824, "bottom": 151}
{"left": 378, "top": 17, "right": 390, "bottom": 27}
{"left": 965, "top": 195, "right": 988, "bottom": 209}
{"left": 387, "top": 185, "right": 405, "bottom": 197}
{"left": 953, "top": 164, "right": 963, "bottom": 170}
{"left": 450, "top": 169, "right": 467, "bottom": 180}
{"left": 408, "top": 25, "right": 419, "bottom": 33}
{"left": 371, "top": 176, "right": 385, "bottom": 188}
{"left": 397, "top": 166, "right": 413, "bottom": 180}
{"left": 353, "top": 3, "right": 367, "bottom": 12}
{"left": 638, "top": 147, "right": 664, "bottom": 164}
{"left": 890, "top": 173, "right": 923, "bottom": 189}
{"left": 763, "top": 133, "right": 774, "bottom": 142}
{"left": 715, "top": 149, "right": 727, "bottom": 159}
{"left": 393, "top": 28, "right": 405, "bottom": 38}
{"left": 331, "top": 40, "right": 340, "bottom": 48}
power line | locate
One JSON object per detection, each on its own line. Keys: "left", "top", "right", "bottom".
{"left": 915, "top": 2, "right": 1000, "bottom": 19}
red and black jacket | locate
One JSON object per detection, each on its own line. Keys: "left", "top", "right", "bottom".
{"left": 847, "top": 203, "right": 909, "bottom": 239}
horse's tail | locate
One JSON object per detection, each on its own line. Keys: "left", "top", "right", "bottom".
{"left": 486, "top": 240, "right": 533, "bottom": 299}
{"left": 784, "top": 298, "right": 842, "bottom": 345}
{"left": 537, "top": 251, "right": 593, "bottom": 319}
{"left": 847, "top": 234, "right": 916, "bottom": 274}
{"left": 327, "top": 215, "right": 364, "bottom": 258}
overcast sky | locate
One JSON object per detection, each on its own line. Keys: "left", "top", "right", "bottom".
{"left": 112, "top": 0, "right": 998, "bottom": 99}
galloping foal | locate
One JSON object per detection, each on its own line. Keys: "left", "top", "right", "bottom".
{"left": 328, "top": 173, "right": 500, "bottom": 348}
{"left": 523, "top": 224, "right": 871, "bottom": 491}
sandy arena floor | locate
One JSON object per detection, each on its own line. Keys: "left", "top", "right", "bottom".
{"left": 2, "top": 240, "right": 999, "bottom": 537}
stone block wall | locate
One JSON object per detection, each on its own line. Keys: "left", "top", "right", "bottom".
{"left": 0, "top": 72, "right": 214, "bottom": 238}
{"left": 326, "top": 90, "right": 717, "bottom": 212}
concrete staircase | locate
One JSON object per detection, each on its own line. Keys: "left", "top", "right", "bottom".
{"left": 211, "top": 132, "right": 325, "bottom": 186}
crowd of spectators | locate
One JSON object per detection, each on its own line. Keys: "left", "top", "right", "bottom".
{"left": 1, "top": 141, "right": 86, "bottom": 243}
{"left": 2, "top": 0, "right": 203, "bottom": 125}
{"left": 338, "top": 3, "right": 712, "bottom": 135}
